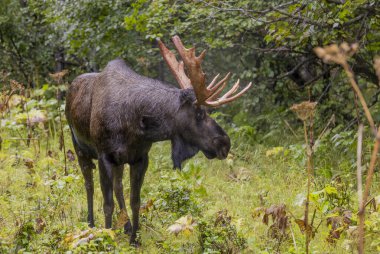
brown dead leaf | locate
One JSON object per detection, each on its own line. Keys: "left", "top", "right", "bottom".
{"left": 115, "top": 209, "right": 130, "bottom": 229}
{"left": 140, "top": 199, "right": 154, "bottom": 214}
{"left": 49, "top": 70, "right": 69, "bottom": 83}
{"left": 35, "top": 217, "right": 46, "bottom": 233}
{"left": 253, "top": 204, "right": 291, "bottom": 240}
{"left": 227, "top": 167, "right": 251, "bottom": 182}
{"left": 24, "top": 158, "right": 34, "bottom": 169}
{"left": 294, "top": 218, "right": 313, "bottom": 237}
{"left": 326, "top": 208, "right": 352, "bottom": 244}
{"left": 252, "top": 207, "right": 265, "bottom": 219}
{"left": 215, "top": 209, "right": 231, "bottom": 227}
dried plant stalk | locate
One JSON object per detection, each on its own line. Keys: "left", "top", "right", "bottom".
{"left": 357, "top": 124, "right": 364, "bottom": 254}
{"left": 304, "top": 120, "right": 312, "bottom": 254}
{"left": 291, "top": 101, "right": 316, "bottom": 254}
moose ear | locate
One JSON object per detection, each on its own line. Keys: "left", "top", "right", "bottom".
{"left": 171, "top": 135, "right": 199, "bottom": 169}
{"left": 179, "top": 89, "right": 196, "bottom": 106}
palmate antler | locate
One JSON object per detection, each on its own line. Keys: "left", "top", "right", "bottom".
{"left": 157, "top": 35, "right": 252, "bottom": 107}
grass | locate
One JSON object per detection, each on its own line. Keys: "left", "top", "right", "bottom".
{"left": 2, "top": 121, "right": 377, "bottom": 254}
{"left": 0, "top": 90, "right": 379, "bottom": 253}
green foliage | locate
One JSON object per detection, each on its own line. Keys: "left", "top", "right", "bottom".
{"left": 0, "top": 0, "right": 55, "bottom": 84}
{"left": 72, "top": 230, "right": 116, "bottom": 253}
{"left": 311, "top": 178, "right": 353, "bottom": 213}
{"left": 198, "top": 210, "right": 247, "bottom": 254}
{"left": 1, "top": 0, "right": 379, "bottom": 130}
{"left": 14, "top": 221, "right": 35, "bottom": 252}
{"left": 154, "top": 176, "right": 202, "bottom": 218}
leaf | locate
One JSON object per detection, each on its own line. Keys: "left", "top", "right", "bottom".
{"left": 35, "top": 217, "right": 46, "bottom": 234}
{"left": 295, "top": 218, "right": 314, "bottom": 237}
{"left": 263, "top": 214, "right": 269, "bottom": 225}
{"left": 72, "top": 233, "right": 94, "bottom": 248}
{"left": 7, "top": 95, "right": 24, "bottom": 108}
{"left": 252, "top": 207, "right": 265, "bottom": 218}
{"left": 167, "top": 224, "right": 183, "bottom": 235}
{"left": 324, "top": 185, "right": 338, "bottom": 195}
{"left": 24, "top": 158, "right": 34, "bottom": 169}
{"left": 116, "top": 209, "right": 129, "bottom": 229}
{"left": 295, "top": 219, "right": 306, "bottom": 232}
{"left": 140, "top": 199, "right": 154, "bottom": 214}
{"left": 167, "top": 215, "right": 196, "bottom": 236}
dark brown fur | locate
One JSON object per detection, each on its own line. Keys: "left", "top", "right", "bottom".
{"left": 65, "top": 59, "right": 230, "bottom": 245}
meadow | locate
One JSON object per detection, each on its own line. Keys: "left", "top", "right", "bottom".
{"left": 0, "top": 81, "right": 379, "bottom": 253}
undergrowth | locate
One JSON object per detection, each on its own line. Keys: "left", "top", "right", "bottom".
{"left": 0, "top": 81, "right": 380, "bottom": 253}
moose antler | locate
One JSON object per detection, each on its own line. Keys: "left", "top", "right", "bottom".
{"left": 157, "top": 35, "right": 252, "bottom": 107}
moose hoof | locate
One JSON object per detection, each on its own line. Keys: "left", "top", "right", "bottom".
{"left": 88, "top": 221, "right": 95, "bottom": 228}
{"left": 129, "top": 236, "right": 140, "bottom": 247}
{"left": 124, "top": 220, "right": 132, "bottom": 235}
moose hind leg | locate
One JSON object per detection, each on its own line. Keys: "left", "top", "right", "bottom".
{"left": 129, "top": 154, "right": 149, "bottom": 245}
{"left": 113, "top": 166, "right": 132, "bottom": 235}
{"left": 72, "top": 141, "right": 96, "bottom": 227}
{"left": 98, "top": 154, "right": 115, "bottom": 229}
{"left": 79, "top": 158, "right": 96, "bottom": 227}
{"left": 70, "top": 128, "right": 96, "bottom": 227}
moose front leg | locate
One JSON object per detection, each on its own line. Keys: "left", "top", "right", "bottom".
{"left": 113, "top": 166, "right": 132, "bottom": 235}
{"left": 98, "top": 154, "right": 115, "bottom": 229}
{"left": 129, "top": 154, "right": 148, "bottom": 245}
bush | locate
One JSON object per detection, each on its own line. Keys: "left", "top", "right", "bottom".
{"left": 198, "top": 210, "right": 247, "bottom": 254}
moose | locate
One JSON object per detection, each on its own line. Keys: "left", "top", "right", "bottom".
{"left": 65, "top": 36, "right": 251, "bottom": 245}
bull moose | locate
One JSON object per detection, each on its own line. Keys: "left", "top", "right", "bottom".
{"left": 65, "top": 36, "right": 251, "bottom": 245}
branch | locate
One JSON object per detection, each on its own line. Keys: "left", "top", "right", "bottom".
{"left": 353, "top": 55, "right": 379, "bottom": 86}
{"left": 343, "top": 13, "right": 366, "bottom": 26}
{"left": 8, "top": 36, "right": 29, "bottom": 83}
{"left": 251, "top": 46, "right": 307, "bottom": 54}
{"left": 198, "top": 0, "right": 297, "bottom": 15}
{"left": 270, "top": 6, "right": 329, "bottom": 28}
{"left": 276, "top": 57, "right": 315, "bottom": 80}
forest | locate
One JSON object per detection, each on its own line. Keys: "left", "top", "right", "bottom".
{"left": 0, "top": 0, "right": 379, "bottom": 253}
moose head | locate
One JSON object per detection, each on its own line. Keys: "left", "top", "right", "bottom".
{"left": 157, "top": 36, "right": 252, "bottom": 168}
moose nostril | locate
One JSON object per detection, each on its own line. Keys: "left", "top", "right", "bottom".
{"left": 213, "top": 136, "right": 231, "bottom": 150}
{"left": 212, "top": 136, "right": 230, "bottom": 159}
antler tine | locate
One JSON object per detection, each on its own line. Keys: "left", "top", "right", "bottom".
{"left": 207, "top": 74, "right": 220, "bottom": 90}
{"left": 205, "top": 82, "right": 253, "bottom": 107}
{"left": 205, "top": 73, "right": 232, "bottom": 102}
{"left": 157, "top": 38, "right": 192, "bottom": 89}
{"left": 198, "top": 50, "right": 206, "bottom": 61}
{"left": 208, "top": 73, "right": 231, "bottom": 95}
{"left": 221, "top": 79, "right": 240, "bottom": 99}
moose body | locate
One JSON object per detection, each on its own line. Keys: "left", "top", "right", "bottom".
{"left": 65, "top": 36, "right": 251, "bottom": 245}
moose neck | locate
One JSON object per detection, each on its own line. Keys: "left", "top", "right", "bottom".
{"left": 137, "top": 87, "right": 181, "bottom": 143}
